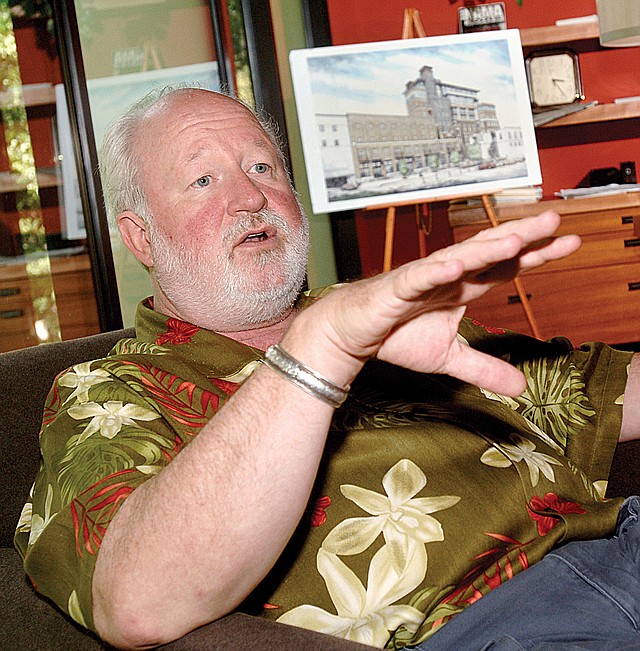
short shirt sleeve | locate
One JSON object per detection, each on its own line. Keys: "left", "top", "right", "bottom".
{"left": 14, "top": 347, "right": 228, "bottom": 631}
{"left": 458, "top": 318, "right": 633, "bottom": 486}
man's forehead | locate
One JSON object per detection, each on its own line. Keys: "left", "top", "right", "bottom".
{"left": 166, "top": 90, "right": 256, "bottom": 121}
{"left": 135, "top": 94, "right": 273, "bottom": 156}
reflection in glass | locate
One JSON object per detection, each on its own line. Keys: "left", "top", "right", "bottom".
{"left": 0, "top": 3, "right": 60, "bottom": 347}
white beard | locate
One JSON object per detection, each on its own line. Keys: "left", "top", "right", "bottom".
{"left": 147, "top": 207, "right": 310, "bottom": 331}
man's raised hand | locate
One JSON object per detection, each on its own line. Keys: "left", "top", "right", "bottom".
{"left": 294, "top": 210, "right": 580, "bottom": 397}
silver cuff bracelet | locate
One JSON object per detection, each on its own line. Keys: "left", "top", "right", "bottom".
{"left": 263, "top": 344, "right": 349, "bottom": 409}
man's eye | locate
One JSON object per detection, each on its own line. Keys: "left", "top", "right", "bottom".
{"left": 252, "top": 163, "right": 270, "bottom": 174}
{"left": 192, "top": 176, "right": 211, "bottom": 188}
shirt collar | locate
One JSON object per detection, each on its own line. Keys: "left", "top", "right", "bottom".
{"left": 131, "top": 289, "right": 330, "bottom": 380}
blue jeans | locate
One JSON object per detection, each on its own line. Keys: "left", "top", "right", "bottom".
{"left": 415, "top": 497, "right": 640, "bottom": 650}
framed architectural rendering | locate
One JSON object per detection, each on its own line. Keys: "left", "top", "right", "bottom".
{"left": 289, "top": 29, "right": 541, "bottom": 214}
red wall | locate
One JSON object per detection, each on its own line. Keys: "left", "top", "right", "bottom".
{"left": 325, "top": 0, "right": 640, "bottom": 276}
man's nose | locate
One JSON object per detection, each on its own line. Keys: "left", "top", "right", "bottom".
{"left": 226, "top": 172, "right": 267, "bottom": 215}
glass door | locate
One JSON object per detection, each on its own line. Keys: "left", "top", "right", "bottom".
{"left": 1, "top": 0, "right": 286, "bottom": 351}
{"left": 0, "top": 2, "right": 100, "bottom": 352}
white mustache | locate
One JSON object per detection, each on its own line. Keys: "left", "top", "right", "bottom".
{"left": 222, "top": 210, "right": 291, "bottom": 248}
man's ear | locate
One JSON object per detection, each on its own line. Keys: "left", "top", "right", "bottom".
{"left": 117, "top": 211, "right": 154, "bottom": 268}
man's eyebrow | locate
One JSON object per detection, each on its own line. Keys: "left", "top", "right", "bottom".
{"left": 251, "top": 139, "right": 276, "bottom": 155}
{"left": 185, "top": 140, "right": 274, "bottom": 164}
{"left": 186, "top": 148, "right": 208, "bottom": 164}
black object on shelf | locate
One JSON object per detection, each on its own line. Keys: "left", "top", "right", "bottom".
{"left": 576, "top": 166, "right": 621, "bottom": 188}
{"left": 621, "top": 161, "right": 637, "bottom": 184}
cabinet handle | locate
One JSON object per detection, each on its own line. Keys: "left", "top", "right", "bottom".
{"left": 624, "top": 238, "right": 640, "bottom": 248}
{"left": 629, "top": 282, "right": 640, "bottom": 292}
{"left": 508, "top": 293, "right": 532, "bottom": 305}
{"left": 0, "top": 309, "right": 23, "bottom": 319}
{"left": 622, "top": 216, "right": 634, "bottom": 225}
{"left": 0, "top": 287, "right": 20, "bottom": 297}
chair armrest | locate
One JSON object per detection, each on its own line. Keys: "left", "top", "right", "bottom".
{"left": 2, "top": 546, "right": 376, "bottom": 651}
{"left": 607, "top": 439, "right": 640, "bottom": 498}
{"left": 160, "top": 613, "right": 378, "bottom": 650}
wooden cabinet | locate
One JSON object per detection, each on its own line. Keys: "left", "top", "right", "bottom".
{"left": 448, "top": 193, "right": 640, "bottom": 345}
{"left": 0, "top": 254, "right": 100, "bottom": 353}
{"left": 0, "top": 82, "right": 102, "bottom": 352}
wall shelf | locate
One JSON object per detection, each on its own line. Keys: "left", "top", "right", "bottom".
{"left": 0, "top": 169, "right": 60, "bottom": 194}
{"left": 520, "top": 21, "right": 600, "bottom": 47}
{"left": 0, "top": 84, "right": 55, "bottom": 109}
{"left": 519, "top": 22, "right": 639, "bottom": 128}
{"left": 539, "top": 100, "right": 640, "bottom": 128}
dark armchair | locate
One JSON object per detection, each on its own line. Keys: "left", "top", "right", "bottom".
{"left": 2, "top": 330, "right": 639, "bottom": 649}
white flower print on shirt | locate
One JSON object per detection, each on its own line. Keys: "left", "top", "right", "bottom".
{"left": 277, "top": 546, "right": 425, "bottom": 647}
{"left": 68, "top": 400, "right": 160, "bottom": 443}
{"left": 58, "top": 362, "right": 111, "bottom": 404}
{"left": 481, "top": 433, "right": 562, "bottom": 487}
{"left": 322, "top": 459, "right": 459, "bottom": 574}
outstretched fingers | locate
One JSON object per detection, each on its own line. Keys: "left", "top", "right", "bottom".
{"left": 470, "top": 210, "right": 562, "bottom": 245}
{"left": 517, "top": 233, "right": 581, "bottom": 271}
{"left": 430, "top": 210, "right": 580, "bottom": 284}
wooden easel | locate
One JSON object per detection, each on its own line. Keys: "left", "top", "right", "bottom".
{"left": 402, "top": 6, "right": 426, "bottom": 38}
{"left": 141, "top": 43, "right": 162, "bottom": 72}
{"left": 364, "top": 8, "right": 541, "bottom": 339}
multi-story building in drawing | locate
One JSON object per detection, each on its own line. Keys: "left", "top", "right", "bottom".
{"left": 316, "top": 64, "right": 524, "bottom": 188}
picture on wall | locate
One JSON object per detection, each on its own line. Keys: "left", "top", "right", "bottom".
{"left": 289, "top": 30, "right": 541, "bottom": 214}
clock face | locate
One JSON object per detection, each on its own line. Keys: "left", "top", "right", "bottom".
{"left": 526, "top": 51, "right": 583, "bottom": 109}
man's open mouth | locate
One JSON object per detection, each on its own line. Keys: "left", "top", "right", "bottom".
{"left": 242, "top": 231, "right": 269, "bottom": 243}
{"left": 236, "top": 224, "right": 278, "bottom": 246}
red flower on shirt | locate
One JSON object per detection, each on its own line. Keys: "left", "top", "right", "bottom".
{"left": 70, "top": 468, "right": 138, "bottom": 555}
{"left": 310, "top": 496, "right": 332, "bottom": 527}
{"left": 210, "top": 378, "right": 241, "bottom": 396}
{"left": 471, "top": 319, "right": 505, "bottom": 335}
{"left": 156, "top": 319, "right": 199, "bottom": 345}
{"left": 527, "top": 493, "right": 586, "bottom": 536}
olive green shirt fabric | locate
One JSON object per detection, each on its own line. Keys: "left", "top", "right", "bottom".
{"left": 15, "top": 296, "right": 632, "bottom": 648}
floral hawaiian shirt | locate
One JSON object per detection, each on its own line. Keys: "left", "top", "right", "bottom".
{"left": 15, "top": 295, "right": 633, "bottom": 648}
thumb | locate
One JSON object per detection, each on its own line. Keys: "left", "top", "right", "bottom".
{"left": 443, "top": 345, "right": 527, "bottom": 397}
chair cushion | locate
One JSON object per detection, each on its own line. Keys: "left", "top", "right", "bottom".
{"left": 607, "top": 439, "right": 640, "bottom": 498}
{"left": 0, "top": 329, "right": 378, "bottom": 650}
{"left": 1, "top": 546, "right": 374, "bottom": 650}
{"left": 0, "top": 547, "right": 105, "bottom": 649}
{"left": 0, "top": 330, "right": 133, "bottom": 548}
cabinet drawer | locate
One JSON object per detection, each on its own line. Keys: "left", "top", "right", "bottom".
{"left": 0, "top": 255, "right": 100, "bottom": 351}
{"left": 453, "top": 213, "right": 640, "bottom": 273}
{"left": 0, "top": 277, "right": 30, "bottom": 308}
{"left": 0, "top": 331, "right": 40, "bottom": 353}
{"left": 537, "top": 229, "right": 640, "bottom": 273}
{"left": 465, "top": 262, "right": 640, "bottom": 345}
{"left": 53, "top": 268, "right": 100, "bottom": 337}
{"left": 58, "top": 292, "right": 100, "bottom": 336}
{"left": 452, "top": 209, "right": 638, "bottom": 240}
{"left": 53, "top": 268, "right": 96, "bottom": 299}
{"left": 0, "top": 304, "right": 38, "bottom": 352}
